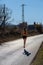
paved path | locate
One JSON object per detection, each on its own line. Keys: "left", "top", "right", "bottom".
{"left": 0, "top": 34, "right": 43, "bottom": 65}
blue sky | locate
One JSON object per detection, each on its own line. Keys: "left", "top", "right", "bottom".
{"left": 0, "top": 0, "right": 43, "bottom": 25}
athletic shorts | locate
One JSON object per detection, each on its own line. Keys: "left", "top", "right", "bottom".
{"left": 22, "top": 36, "right": 27, "bottom": 39}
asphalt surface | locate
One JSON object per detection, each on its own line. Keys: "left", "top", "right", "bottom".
{"left": 0, "top": 34, "right": 43, "bottom": 65}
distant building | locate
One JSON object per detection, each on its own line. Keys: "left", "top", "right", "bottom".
{"left": 18, "top": 22, "right": 28, "bottom": 33}
{"left": 18, "top": 22, "right": 27, "bottom": 28}
{"left": 27, "top": 25, "right": 35, "bottom": 31}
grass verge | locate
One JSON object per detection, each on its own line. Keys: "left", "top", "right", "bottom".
{"left": 31, "top": 42, "right": 43, "bottom": 65}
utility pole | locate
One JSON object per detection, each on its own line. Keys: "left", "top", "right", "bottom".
{"left": 22, "top": 4, "right": 25, "bottom": 22}
{"left": 21, "top": 4, "right": 27, "bottom": 29}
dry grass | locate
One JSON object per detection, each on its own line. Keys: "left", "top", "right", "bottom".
{"left": 31, "top": 42, "right": 43, "bottom": 65}
{"left": 0, "top": 32, "right": 39, "bottom": 44}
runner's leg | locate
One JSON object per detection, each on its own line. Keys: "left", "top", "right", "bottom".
{"left": 24, "top": 38, "right": 26, "bottom": 52}
{"left": 24, "top": 38, "right": 26, "bottom": 48}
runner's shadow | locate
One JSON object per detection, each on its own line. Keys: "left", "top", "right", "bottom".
{"left": 24, "top": 49, "right": 31, "bottom": 56}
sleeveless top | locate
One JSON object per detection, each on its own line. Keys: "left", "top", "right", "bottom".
{"left": 22, "top": 29, "right": 27, "bottom": 36}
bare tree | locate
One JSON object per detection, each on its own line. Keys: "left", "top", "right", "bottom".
{"left": 0, "top": 4, "right": 12, "bottom": 33}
